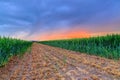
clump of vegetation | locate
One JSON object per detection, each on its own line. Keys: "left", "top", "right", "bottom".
{"left": 40, "top": 34, "right": 120, "bottom": 60}
{"left": 0, "top": 37, "right": 32, "bottom": 66}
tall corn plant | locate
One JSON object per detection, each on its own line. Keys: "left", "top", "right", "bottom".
{"left": 40, "top": 34, "right": 120, "bottom": 60}
{"left": 0, "top": 37, "right": 32, "bottom": 67}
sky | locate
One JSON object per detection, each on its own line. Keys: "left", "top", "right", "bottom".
{"left": 0, "top": 0, "right": 120, "bottom": 40}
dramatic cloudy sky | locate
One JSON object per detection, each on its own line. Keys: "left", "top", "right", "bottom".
{"left": 0, "top": 0, "right": 120, "bottom": 40}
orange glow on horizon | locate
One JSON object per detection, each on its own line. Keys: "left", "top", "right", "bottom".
{"left": 36, "top": 31, "right": 120, "bottom": 41}
{"left": 39, "top": 30, "right": 90, "bottom": 41}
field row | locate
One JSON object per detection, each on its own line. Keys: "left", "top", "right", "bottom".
{"left": 0, "top": 43, "right": 120, "bottom": 80}
{"left": 0, "top": 37, "right": 32, "bottom": 66}
{"left": 40, "top": 34, "right": 120, "bottom": 60}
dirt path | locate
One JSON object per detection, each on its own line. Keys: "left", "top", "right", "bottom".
{"left": 0, "top": 43, "right": 120, "bottom": 80}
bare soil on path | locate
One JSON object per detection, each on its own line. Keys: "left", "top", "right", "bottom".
{"left": 0, "top": 43, "right": 120, "bottom": 80}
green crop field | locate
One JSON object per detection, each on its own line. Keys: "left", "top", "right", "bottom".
{"left": 40, "top": 34, "right": 120, "bottom": 60}
{"left": 0, "top": 37, "right": 32, "bottom": 67}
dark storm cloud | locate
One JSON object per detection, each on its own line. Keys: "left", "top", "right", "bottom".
{"left": 0, "top": 0, "right": 120, "bottom": 39}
